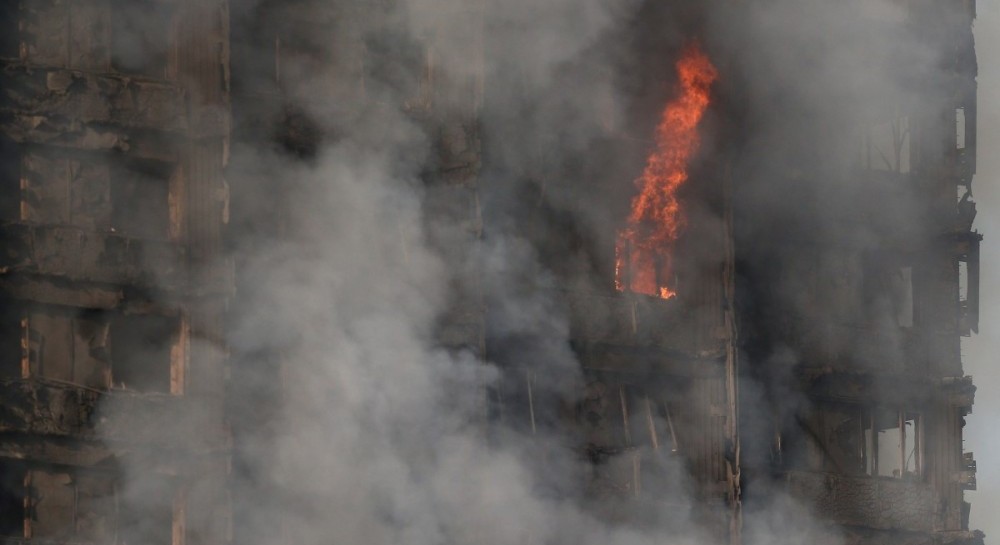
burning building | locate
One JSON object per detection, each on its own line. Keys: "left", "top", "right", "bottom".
{"left": 0, "top": 0, "right": 987, "bottom": 545}
{"left": 0, "top": 1, "right": 231, "bottom": 544}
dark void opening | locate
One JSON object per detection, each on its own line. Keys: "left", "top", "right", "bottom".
{"left": 0, "top": 300, "right": 22, "bottom": 379}
{"left": 111, "top": 160, "right": 170, "bottom": 240}
{"left": 110, "top": 314, "right": 176, "bottom": 393}
{"left": 110, "top": 0, "right": 171, "bottom": 78}
{"left": 0, "top": 462, "right": 25, "bottom": 536}
{"left": 274, "top": 105, "right": 322, "bottom": 160}
{"left": 0, "top": 137, "right": 20, "bottom": 221}
{"left": 0, "top": 1, "right": 19, "bottom": 59}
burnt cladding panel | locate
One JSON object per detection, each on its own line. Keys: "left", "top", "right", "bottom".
{"left": 23, "top": 307, "right": 111, "bottom": 389}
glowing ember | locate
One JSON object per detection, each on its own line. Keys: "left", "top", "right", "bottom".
{"left": 616, "top": 43, "right": 717, "bottom": 299}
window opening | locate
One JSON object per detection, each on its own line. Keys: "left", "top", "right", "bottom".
{"left": 14, "top": 469, "right": 117, "bottom": 543}
{"left": 896, "top": 266, "right": 914, "bottom": 328}
{"left": 959, "top": 240, "right": 980, "bottom": 335}
{"left": 957, "top": 108, "right": 967, "bottom": 150}
{"left": 110, "top": 160, "right": 171, "bottom": 240}
{"left": 958, "top": 188, "right": 977, "bottom": 232}
{"left": 0, "top": 463, "right": 25, "bottom": 537}
{"left": 28, "top": 470, "right": 75, "bottom": 540}
{"left": 861, "top": 117, "right": 910, "bottom": 174}
{"left": 872, "top": 408, "right": 921, "bottom": 478}
{"left": 0, "top": 137, "right": 19, "bottom": 221}
{"left": 814, "top": 404, "right": 922, "bottom": 479}
{"left": 0, "top": 0, "right": 19, "bottom": 59}
{"left": 24, "top": 308, "right": 111, "bottom": 389}
{"left": 110, "top": 0, "right": 171, "bottom": 78}
{"left": 959, "top": 260, "right": 968, "bottom": 304}
{"left": 110, "top": 313, "right": 179, "bottom": 393}
{"left": 0, "top": 303, "right": 23, "bottom": 378}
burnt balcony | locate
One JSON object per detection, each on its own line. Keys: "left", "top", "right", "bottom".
{"left": 0, "top": 379, "right": 225, "bottom": 450}
{"left": 566, "top": 290, "right": 728, "bottom": 367}
{"left": 785, "top": 470, "right": 939, "bottom": 533}
{"left": 0, "top": 61, "right": 187, "bottom": 132}
{"left": 0, "top": 222, "right": 186, "bottom": 292}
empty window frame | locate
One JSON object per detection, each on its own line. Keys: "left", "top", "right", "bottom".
{"left": 23, "top": 308, "right": 111, "bottom": 390}
{"left": 811, "top": 404, "right": 922, "bottom": 479}
{"left": 17, "top": 150, "right": 177, "bottom": 239}
{"left": 0, "top": 1, "right": 19, "bottom": 59}
{"left": 110, "top": 312, "right": 186, "bottom": 394}
{"left": 956, "top": 108, "right": 967, "bottom": 150}
{"left": 19, "top": 469, "right": 130, "bottom": 543}
{"left": 0, "top": 466, "right": 161, "bottom": 544}
{"left": 110, "top": 159, "right": 173, "bottom": 240}
{"left": 19, "top": 307, "right": 186, "bottom": 394}
{"left": 955, "top": 97, "right": 977, "bottom": 187}
{"left": 578, "top": 380, "right": 685, "bottom": 498}
{"left": 576, "top": 381, "right": 677, "bottom": 454}
{"left": 109, "top": 0, "right": 173, "bottom": 79}
{"left": 0, "top": 135, "right": 19, "bottom": 222}
{"left": 0, "top": 301, "right": 23, "bottom": 379}
{"left": 27, "top": 470, "right": 76, "bottom": 540}
{"left": 959, "top": 241, "right": 980, "bottom": 335}
{"left": 0, "top": 462, "right": 26, "bottom": 537}
{"left": 957, "top": 188, "right": 977, "bottom": 232}
{"left": 860, "top": 116, "right": 911, "bottom": 174}
{"left": 233, "top": 29, "right": 281, "bottom": 94}
{"left": 819, "top": 405, "right": 867, "bottom": 474}
{"left": 867, "top": 408, "right": 922, "bottom": 479}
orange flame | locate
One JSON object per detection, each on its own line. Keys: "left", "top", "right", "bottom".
{"left": 616, "top": 44, "right": 717, "bottom": 299}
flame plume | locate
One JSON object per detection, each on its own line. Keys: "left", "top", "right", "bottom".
{"left": 616, "top": 43, "right": 717, "bottom": 299}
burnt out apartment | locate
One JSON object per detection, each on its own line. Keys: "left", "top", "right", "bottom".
{"left": 0, "top": 1, "right": 988, "bottom": 545}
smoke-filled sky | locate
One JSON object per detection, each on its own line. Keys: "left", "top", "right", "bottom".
{"left": 965, "top": 2, "right": 998, "bottom": 539}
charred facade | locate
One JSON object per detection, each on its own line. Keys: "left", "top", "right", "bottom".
{"left": 0, "top": 1, "right": 231, "bottom": 545}
{"left": 0, "top": 1, "right": 987, "bottom": 545}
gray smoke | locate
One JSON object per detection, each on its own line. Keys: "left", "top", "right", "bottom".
{"left": 108, "top": 0, "right": 988, "bottom": 544}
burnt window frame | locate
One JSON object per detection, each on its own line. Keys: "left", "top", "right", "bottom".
{"left": 802, "top": 402, "right": 924, "bottom": 481}
{"left": 109, "top": 311, "right": 188, "bottom": 395}
{"left": 13, "top": 304, "right": 187, "bottom": 395}
{"left": 22, "top": 306, "right": 112, "bottom": 390}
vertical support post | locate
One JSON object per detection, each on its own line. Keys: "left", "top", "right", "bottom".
{"left": 645, "top": 396, "right": 660, "bottom": 452}
{"left": 526, "top": 370, "right": 536, "bottom": 436}
{"left": 620, "top": 385, "right": 631, "bottom": 446}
